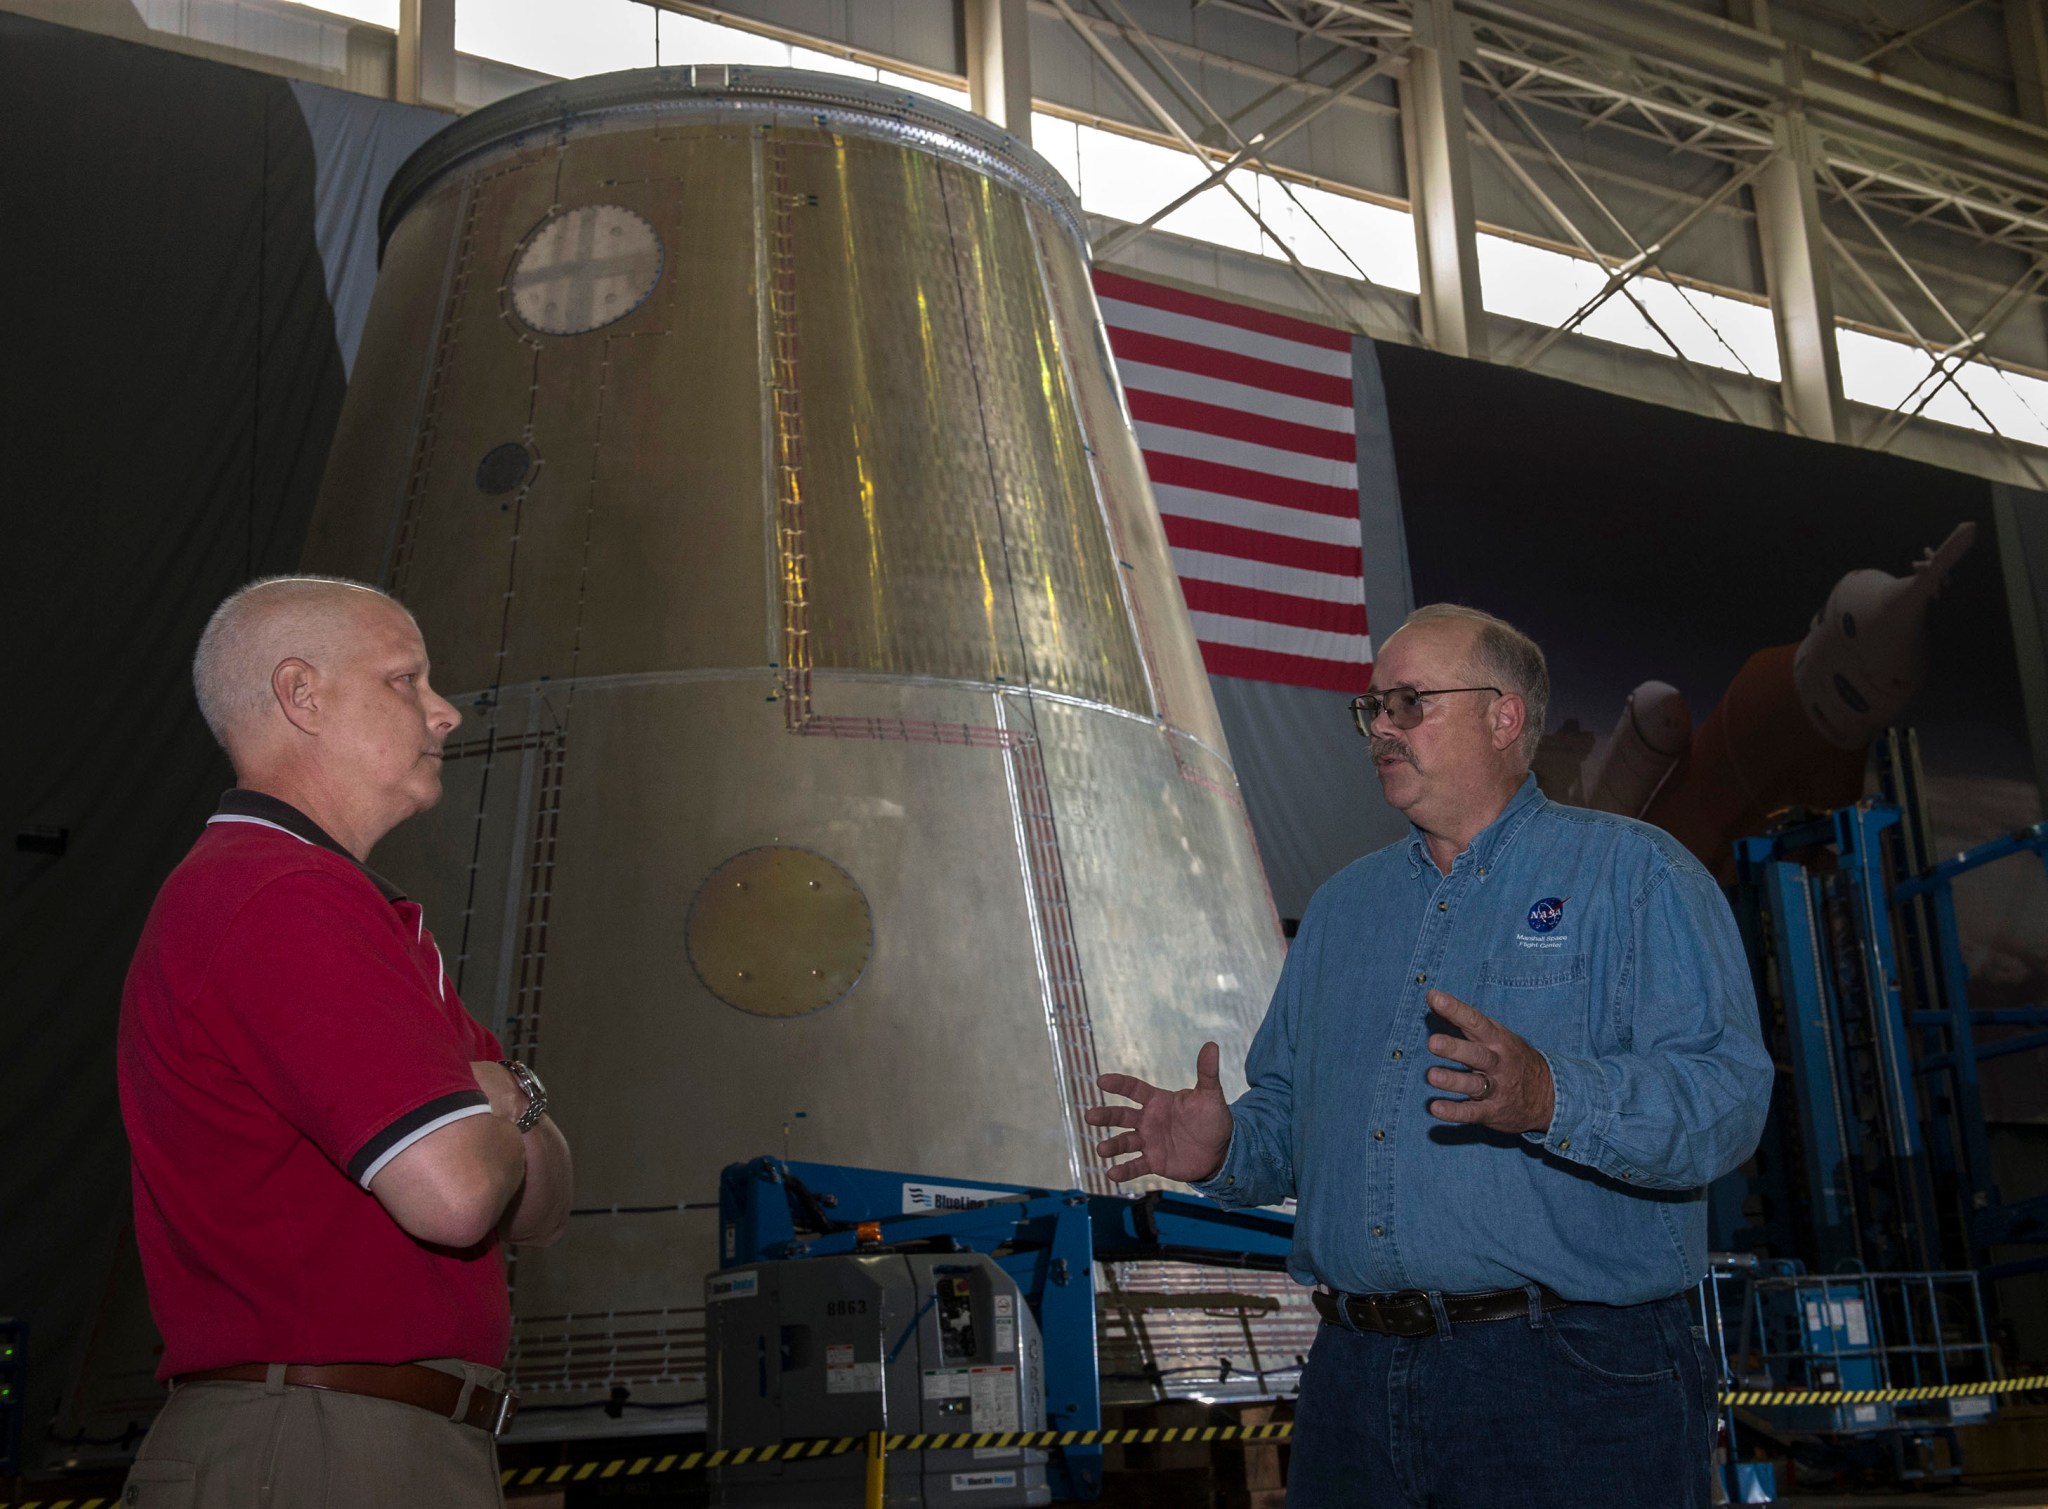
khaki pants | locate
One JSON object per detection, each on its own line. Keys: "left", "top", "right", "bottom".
{"left": 122, "top": 1360, "right": 505, "bottom": 1508}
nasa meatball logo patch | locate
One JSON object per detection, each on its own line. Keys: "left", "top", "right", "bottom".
{"left": 1518, "top": 896, "right": 1570, "bottom": 949}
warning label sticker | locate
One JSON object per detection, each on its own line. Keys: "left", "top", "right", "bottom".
{"left": 921, "top": 1366, "right": 1019, "bottom": 1431}
{"left": 826, "top": 1343, "right": 880, "bottom": 1394}
{"left": 951, "top": 1471, "right": 1020, "bottom": 1491}
{"left": 827, "top": 1362, "right": 882, "bottom": 1394}
{"left": 972, "top": 1367, "right": 1019, "bottom": 1431}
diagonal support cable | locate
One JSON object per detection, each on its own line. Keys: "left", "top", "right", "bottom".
{"left": 1050, "top": 0, "right": 1391, "bottom": 335}
{"left": 1819, "top": 223, "right": 2048, "bottom": 481}
{"left": 1465, "top": 110, "right": 1768, "bottom": 429}
{"left": 1093, "top": 52, "right": 1392, "bottom": 262}
{"left": 1855, "top": 0, "right": 1990, "bottom": 67}
{"left": 1514, "top": 152, "right": 1774, "bottom": 371}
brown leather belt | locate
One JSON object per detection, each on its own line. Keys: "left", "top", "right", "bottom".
{"left": 1313, "top": 1284, "right": 1568, "bottom": 1336}
{"left": 173, "top": 1362, "right": 519, "bottom": 1436}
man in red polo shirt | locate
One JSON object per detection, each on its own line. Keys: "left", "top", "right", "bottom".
{"left": 118, "top": 575, "right": 572, "bottom": 1507}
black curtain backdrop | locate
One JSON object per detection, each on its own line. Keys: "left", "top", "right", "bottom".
{"left": 1, "top": 13, "right": 352, "bottom": 1466}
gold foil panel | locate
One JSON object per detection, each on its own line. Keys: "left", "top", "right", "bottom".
{"left": 778, "top": 131, "right": 1147, "bottom": 710}
{"left": 1028, "top": 200, "right": 1229, "bottom": 753}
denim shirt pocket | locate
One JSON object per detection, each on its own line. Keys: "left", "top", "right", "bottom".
{"left": 1471, "top": 953, "right": 1591, "bottom": 1056}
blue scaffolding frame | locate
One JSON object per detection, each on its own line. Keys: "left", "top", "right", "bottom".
{"left": 1726, "top": 788, "right": 2048, "bottom": 1280}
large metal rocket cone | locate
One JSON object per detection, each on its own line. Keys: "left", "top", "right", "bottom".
{"left": 304, "top": 67, "right": 1298, "bottom": 1424}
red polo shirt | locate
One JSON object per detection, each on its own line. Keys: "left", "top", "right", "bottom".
{"left": 118, "top": 792, "right": 512, "bottom": 1379}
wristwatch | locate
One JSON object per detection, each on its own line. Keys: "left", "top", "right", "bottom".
{"left": 502, "top": 1059, "right": 548, "bottom": 1132}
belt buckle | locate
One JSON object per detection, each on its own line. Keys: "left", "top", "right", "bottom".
{"left": 1389, "top": 1290, "right": 1431, "bottom": 1336}
{"left": 492, "top": 1389, "right": 520, "bottom": 1436}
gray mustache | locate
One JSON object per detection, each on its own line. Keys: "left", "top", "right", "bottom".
{"left": 1371, "top": 737, "right": 1416, "bottom": 767}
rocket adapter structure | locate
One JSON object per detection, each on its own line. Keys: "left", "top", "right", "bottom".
{"left": 1640, "top": 525, "right": 1976, "bottom": 878}
{"left": 300, "top": 69, "right": 1297, "bottom": 1420}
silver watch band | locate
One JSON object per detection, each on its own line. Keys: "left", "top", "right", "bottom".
{"left": 502, "top": 1059, "right": 547, "bottom": 1132}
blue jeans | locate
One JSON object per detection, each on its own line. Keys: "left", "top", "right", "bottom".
{"left": 1288, "top": 1289, "right": 1713, "bottom": 1508}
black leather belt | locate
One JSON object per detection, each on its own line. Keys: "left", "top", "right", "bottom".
{"left": 1313, "top": 1284, "right": 1568, "bottom": 1336}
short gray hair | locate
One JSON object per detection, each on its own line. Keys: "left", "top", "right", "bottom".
{"left": 193, "top": 574, "right": 403, "bottom": 751}
{"left": 1398, "top": 603, "right": 1550, "bottom": 764}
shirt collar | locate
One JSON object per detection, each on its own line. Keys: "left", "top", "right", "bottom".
{"left": 209, "top": 789, "right": 408, "bottom": 903}
{"left": 1404, "top": 773, "right": 1548, "bottom": 878}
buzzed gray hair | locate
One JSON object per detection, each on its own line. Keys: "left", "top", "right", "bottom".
{"left": 192, "top": 574, "right": 404, "bottom": 751}
{"left": 1399, "top": 603, "right": 1550, "bottom": 765}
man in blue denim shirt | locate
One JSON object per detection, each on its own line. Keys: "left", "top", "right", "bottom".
{"left": 1087, "top": 604, "right": 1773, "bottom": 1507}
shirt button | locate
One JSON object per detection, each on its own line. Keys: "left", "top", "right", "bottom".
{"left": 1478, "top": 866, "right": 1488, "bottom": 877}
{"left": 1559, "top": 1138, "right": 1572, "bottom": 1151}
{"left": 1372, "top": 1225, "right": 1385, "bottom": 1237}
{"left": 1414, "top": 972, "right": 1426, "bottom": 984}
{"left": 1391, "top": 1049, "right": 1403, "bottom": 1061}
{"left": 1437, "top": 901, "right": 1447, "bottom": 912}
{"left": 1373, "top": 1130, "right": 1386, "bottom": 1141}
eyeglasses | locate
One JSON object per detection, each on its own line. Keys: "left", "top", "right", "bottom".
{"left": 1349, "top": 685, "right": 1501, "bottom": 736}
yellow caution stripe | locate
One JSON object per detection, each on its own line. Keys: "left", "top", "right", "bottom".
{"left": 33, "top": 1383, "right": 2048, "bottom": 1507}
{"left": 1723, "top": 1374, "right": 2048, "bottom": 1407}
{"left": 485, "top": 1422, "right": 1295, "bottom": 1487}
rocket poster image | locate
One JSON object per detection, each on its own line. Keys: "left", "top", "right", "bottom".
{"left": 1372, "top": 342, "right": 2048, "bottom": 1124}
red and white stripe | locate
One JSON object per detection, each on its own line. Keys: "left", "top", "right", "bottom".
{"left": 1094, "top": 269, "right": 1370, "bottom": 693}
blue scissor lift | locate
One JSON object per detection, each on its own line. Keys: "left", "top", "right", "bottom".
{"left": 716, "top": 1155, "right": 1297, "bottom": 1500}
{"left": 1709, "top": 730, "right": 2048, "bottom": 1491}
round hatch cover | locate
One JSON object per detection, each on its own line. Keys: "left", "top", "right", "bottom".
{"left": 686, "top": 847, "right": 873, "bottom": 1018}
{"left": 508, "top": 203, "right": 663, "bottom": 336}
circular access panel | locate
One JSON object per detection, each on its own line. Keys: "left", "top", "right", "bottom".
{"left": 686, "top": 847, "right": 873, "bottom": 1018}
{"left": 508, "top": 204, "right": 663, "bottom": 336}
{"left": 475, "top": 441, "right": 533, "bottom": 495}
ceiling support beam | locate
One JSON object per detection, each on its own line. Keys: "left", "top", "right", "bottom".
{"left": 2008, "top": 0, "right": 2048, "bottom": 127}
{"left": 1400, "top": 0, "right": 1488, "bottom": 358}
{"left": 1856, "top": 0, "right": 1989, "bottom": 68}
{"left": 396, "top": 0, "right": 455, "bottom": 111}
{"left": 1754, "top": 103, "right": 1849, "bottom": 442}
{"left": 964, "top": 0, "right": 1033, "bottom": 142}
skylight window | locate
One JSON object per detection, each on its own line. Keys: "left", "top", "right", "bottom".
{"left": 300, "top": 1, "right": 2048, "bottom": 453}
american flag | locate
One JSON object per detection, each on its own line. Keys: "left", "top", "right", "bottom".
{"left": 1093, "top": 269, "right": 1371, "bottom": 693}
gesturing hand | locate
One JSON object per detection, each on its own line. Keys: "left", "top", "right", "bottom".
{"left": 1085, "top": 1041, "right": 1234, "bottom": 1184}
{"left": 1424, "top": 989, "right": 1556, "bottom": 1134}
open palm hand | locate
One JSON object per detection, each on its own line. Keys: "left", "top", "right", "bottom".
{"left": 1084, "top": 1041, "right": 1234, "bottom": 1184}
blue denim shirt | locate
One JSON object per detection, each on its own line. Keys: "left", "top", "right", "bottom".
{"left": 1193, "top": 776, "right": 1773, "bottom": 1305}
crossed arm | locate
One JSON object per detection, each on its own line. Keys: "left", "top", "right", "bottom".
{"left": 370, "top": 1063, "right": 573, "bottom": 1250}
